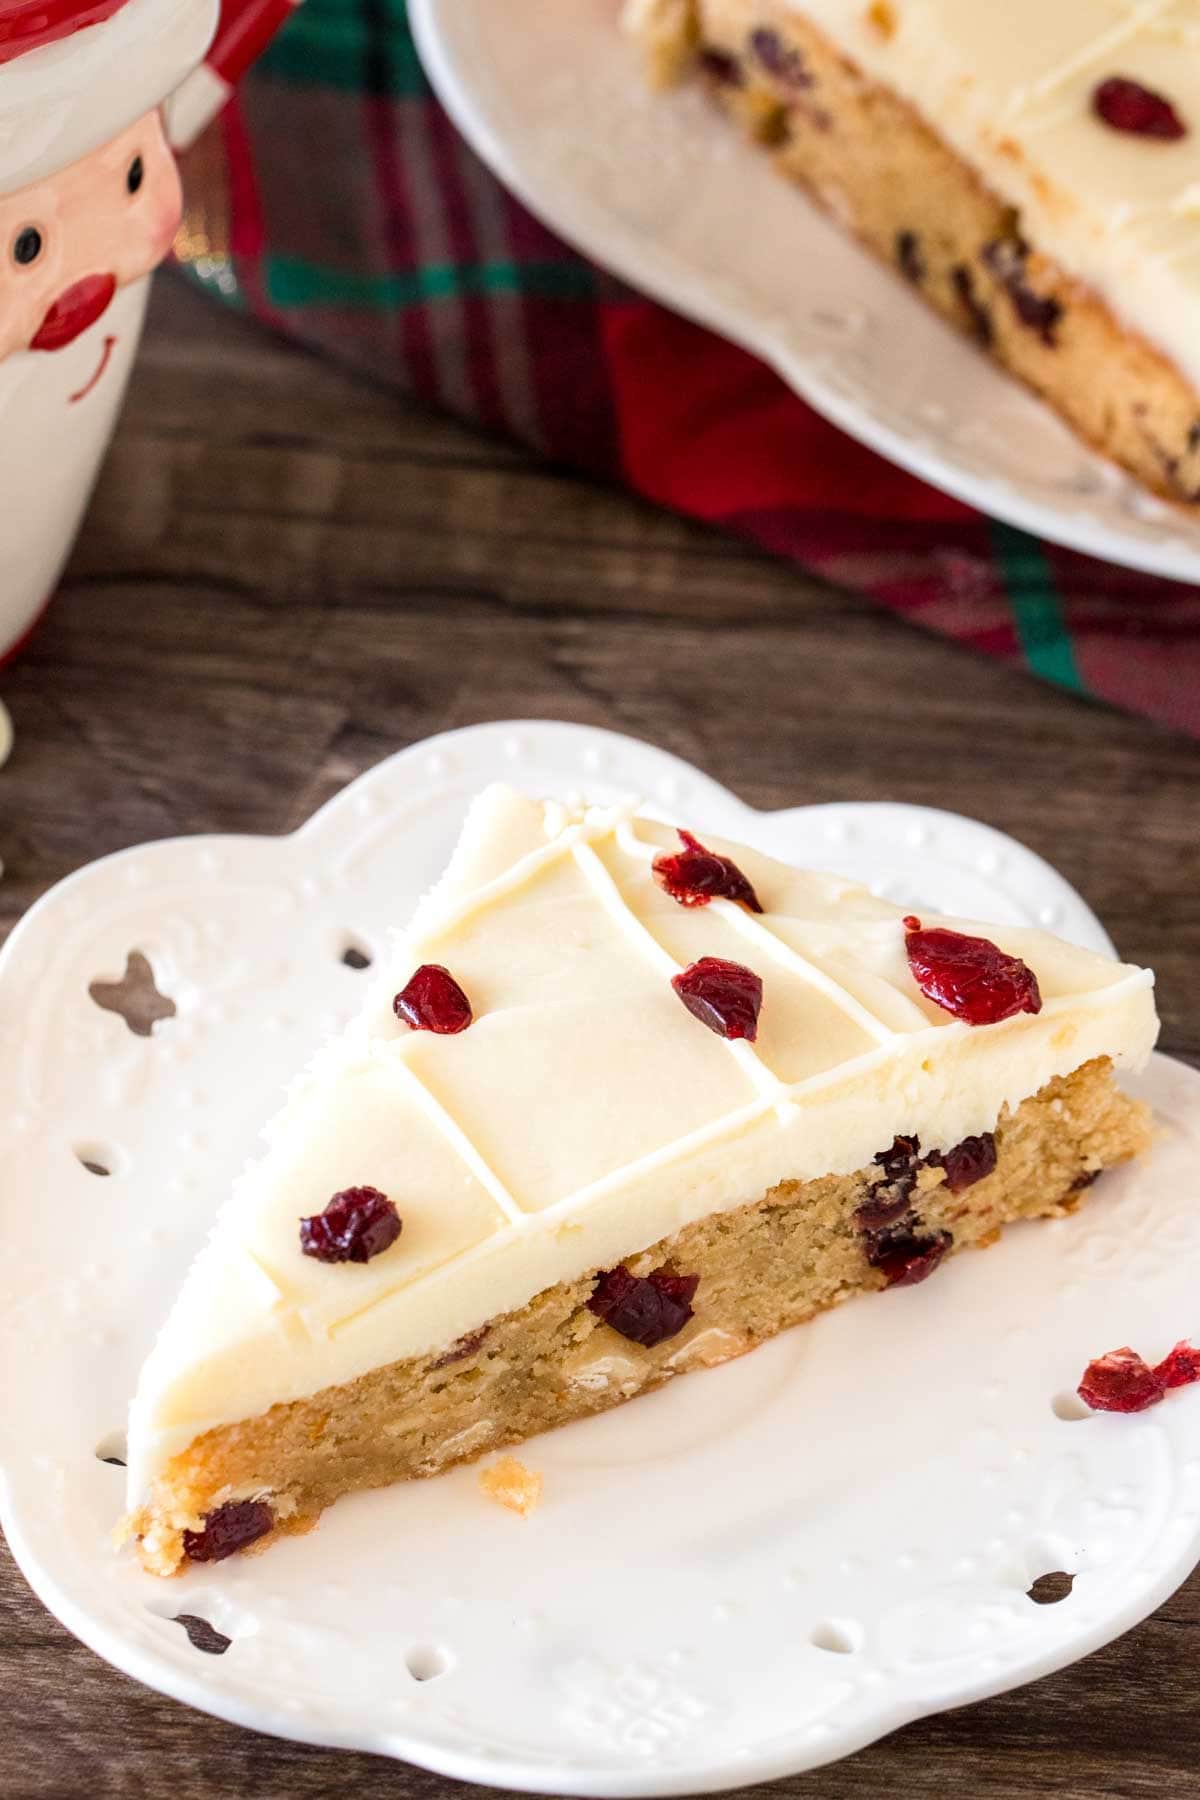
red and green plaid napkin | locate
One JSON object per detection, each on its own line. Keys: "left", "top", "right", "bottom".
{"left": 176, "top": 0, "right": 1200, "bottom": 740}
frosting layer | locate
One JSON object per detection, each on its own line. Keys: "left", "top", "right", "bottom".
{"left": 127, "top": 787, "right": 1158, "bottom": 1502}
{"left": 745, "top": 0, "right": 1200, "bottom": 390}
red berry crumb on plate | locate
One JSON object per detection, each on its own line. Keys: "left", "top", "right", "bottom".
{"left": 1077, "top": 1340, "right": 1200, "bottom": 1413}
{"left": 1154, "top": 1340, "right": 1200, "bottom": 1390}
{"left": 1078, "top": 1346, "right": 1166, "bottom": 1413}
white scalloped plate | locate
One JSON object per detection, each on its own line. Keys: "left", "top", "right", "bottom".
{"left": 409, "top": 0, "right": 1200, "bottom": 585}
{"left": 2, "top": 719, "right": 1199, "bottom": 1794}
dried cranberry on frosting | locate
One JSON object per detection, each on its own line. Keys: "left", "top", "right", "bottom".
{"left": 653, "top": 829, "right": 763, "bottom": 912}
{"left": 903, "top": 917, "right": 1042, "bottom": 1025}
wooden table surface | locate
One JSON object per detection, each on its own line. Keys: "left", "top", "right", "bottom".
{"left": 2, "top": 274, "right": 1199, "bottom": 1800}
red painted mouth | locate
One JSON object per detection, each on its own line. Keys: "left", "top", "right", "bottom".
{"left": 69, "top": 334, "right": 117, "bottom": 405}
{"left": 31, "top": 273, "right": 117, "bottom": 352}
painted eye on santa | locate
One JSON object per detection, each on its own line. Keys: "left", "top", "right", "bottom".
{"left": 127, "top": 155, "right": 144, "bottom": 196}
{"left": 12, "top": 226, "right": 42, "bottom": 267}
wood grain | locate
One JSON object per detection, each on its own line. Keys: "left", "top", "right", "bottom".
{"left": 2, "top": 272, "right": 1199, "bottom": 1800}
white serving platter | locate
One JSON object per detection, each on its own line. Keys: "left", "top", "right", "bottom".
{"left": 1, "top": 719, "right": 1198, "bottom": 1793}
{"left": 409, "top": 0, "right": 1200, "bottom": 584}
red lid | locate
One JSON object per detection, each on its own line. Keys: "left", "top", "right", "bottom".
{"left": 0, "top": 0, "right": 131, "bottom": 65}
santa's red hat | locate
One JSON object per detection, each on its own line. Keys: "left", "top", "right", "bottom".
{"left": 0, "top": 0, "right": 218, "bottom": 195}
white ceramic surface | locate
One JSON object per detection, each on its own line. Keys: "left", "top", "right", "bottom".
{"left": 409, "top": 0, "right": 1200, "bottom": 586}
{"left": 1, "top": 719, "right": 1198, "bottom": 1793}
{"left": 1, "top": 278, "right": 150, "bottom": 651}
{"left": 0, "top": 0, "right": 219, "bottom": 661}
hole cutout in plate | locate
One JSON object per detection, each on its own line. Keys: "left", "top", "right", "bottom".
{"left": 406, "top": 1644, "right": 453, "bottom": 1683}
{"left": 75, "top": 1144, "right": 120, "bottom": 1178}
{"left": 173, "top": 1614, "right": 232, "bottom": 1655}
{"left": 1027, "top": 1571, "right": 1075, "bottom": 1606}
{"left": 1052, "top": 1391, "right": 1093, "bottom": 1422}
{"left": 810, "top": 1618, "right": 862, "bottom": 1655}
{"left": 341, "top": 939, "right": 373, "bottom": 971}
{"left": 95, "top": 1431, "right": 126, "bottom": 1468}
{"left": 89, "top": 951, "right": 176, "bottom": 1038}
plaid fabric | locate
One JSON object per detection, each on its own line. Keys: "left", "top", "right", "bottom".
{"left": 175, "top": 0, "right": 1200, "bottom": 740}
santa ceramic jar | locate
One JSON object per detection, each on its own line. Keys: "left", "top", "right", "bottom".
{"left": 0, "top": 0, "right": 294, "bottom": 661}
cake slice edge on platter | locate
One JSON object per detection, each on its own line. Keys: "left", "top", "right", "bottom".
{"left": 624, "top": 0, "right": 1200, "bottom": 509}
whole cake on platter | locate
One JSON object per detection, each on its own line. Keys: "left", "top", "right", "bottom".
{"left": 624, "top": 0, "right": 1200, "bottom": 507}
{"left": 123, "top": 788, "right": 1157, "bottom": 1574}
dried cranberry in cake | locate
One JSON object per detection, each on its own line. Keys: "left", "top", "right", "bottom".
{"left": 903, "top": 917, "right": 1042, "bottom": 1025}
{"left": 699, "top": 47, "right": 743, "bottom": 86}
{"left": 430, "top": 1327, "right": 490, "bottom": 1371}
{"left": 981, "top": 238, "right": 1064, "bottom": 347}
{"left": 671, "top": 957, "right": 763, "bottom": 1041}
{"left": 855, "top": 1134, "right": 922, "bottom": 1229}
{"left": 394, "top": 964, "right": 473, "bottom": 1034}
{"left": 927, "top": 1132, "right": 997, "bottom": 1194}
{"left": 749, "top": 26, "right": 812, "bottom": 88}
{"left": 1093, "top": 77, "right": 1187, "bottom": 141}
{"left": 867, "top": 1226, "right": 952, "bottom": 1289}
{"left": 1153, "top": 1341, "right": 1200, "bottom": 1391}
{"left": 588, "top": 1265, "right": 700, "bottom": 1348}
{"left": 653, "top": 829, "right": 763, "bottom": 912}
{"left": 300, "top": 1185, "right": 401, "bottom": 1264}
{"left": 182, "top": 1498, "right": 273, "bottom": 1564}
{"left": 896, "top": 230, "right": 926, "bottom": 284}
{"left": 1078, "top": 1346, "right": 1166, "bottom": 1413}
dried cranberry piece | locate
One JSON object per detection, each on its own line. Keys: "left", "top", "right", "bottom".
{"left": 927, "top": 1132, "right": 997, "bottom": 1194}
{"left": 588, "top": 1265, "right": 700, "bottom": 1347}
{"left": 1093, "top": 76, "right": 1187, "bottom": 141}
{"left": 855, "top": 1134, "right": 923, "bottom": 1229}
{"left": 394, "top": 964, "right": 473, "bottom": 1033}
{"left": 868, "top": 1227, "right": 952, "bottom": 1288}
{"left": 903, "top": 917, "right": 1042, "bottom": 1025}
{"left": 896, "top": 230, "right": 925, "bottom": 284}
{"left": 699, "top": 47, "right": 743, "bottom": 86}
{"left": 1153, "top": 1341, "right": 1200, "bottom": 1391}
{"left": 430, "top": 1327, "right": 490, "bottom": 1370}
{"left": 672, "top": 957, "right": 763, "bottom": 1041}
{"left": 653, "top": 830, "right": 764, "bottom": 913}
{"left": 981, "top": 238, "right": 1063, "bottom": 346}
{"left": 1078, "top": 1346, "right": 1166, "bottom": 1413}
{"left": 749, "top": 26, "right": 812, "bottom": 88}
{"left": 182, "top": 1499, "right": 273, "bottom": 1564}
{"left": 300, "top": 1185, "right": 402, "bottom": 1264}
{"left": 952, "top": 264, "right": 993, "bottom": 347}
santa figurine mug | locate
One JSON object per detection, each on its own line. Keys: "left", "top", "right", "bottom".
{"left": 0, "top": 0, "right": 296, "bottom": 660}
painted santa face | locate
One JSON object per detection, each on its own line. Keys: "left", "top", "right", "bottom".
{"left": 0, "top": 109, "right": 181, "bottom": 365}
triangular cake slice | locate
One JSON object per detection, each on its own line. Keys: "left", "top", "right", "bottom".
{"left": 124, "top": 788, "right": 1158, "bottom": 1573}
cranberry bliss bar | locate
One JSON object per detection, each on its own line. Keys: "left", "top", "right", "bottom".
{"left": 624, "top": 0, "right": 1200, "bottom": 505}
{"left": 122, "top": 788, "right": 1157, "bottom": 1573}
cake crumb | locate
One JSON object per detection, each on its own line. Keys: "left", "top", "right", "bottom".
{"left": 479, "top": 1456, "right": 543, "bottom": 1517}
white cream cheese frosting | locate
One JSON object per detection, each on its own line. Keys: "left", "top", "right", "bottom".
{"left": 726, "top": 0, "right": 1200, "bottom": 391}
{"left": 126, "top": 787, "right": 1158, "bottom": 1504}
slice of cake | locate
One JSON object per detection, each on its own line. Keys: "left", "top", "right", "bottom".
{"left": 624, "top": 0, "right": 1200, "bottom": 506}
{"left": 123, "top": 788, "right": 1157, "bottom": 1574}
